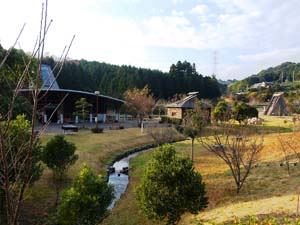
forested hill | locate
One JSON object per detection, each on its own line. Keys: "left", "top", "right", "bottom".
{"left": 230, "top": 62, "right": 300, "bottom": 92}
{"left": 43, "top": 57, "right": 221, "bottom": 100}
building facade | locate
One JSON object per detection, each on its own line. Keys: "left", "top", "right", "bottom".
{"left": 20, "top": 65, "right": 124, "bottom": 124}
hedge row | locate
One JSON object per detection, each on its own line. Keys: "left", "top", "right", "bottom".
{"left": 160, "top": 116, "right": 182, "bottom": 125}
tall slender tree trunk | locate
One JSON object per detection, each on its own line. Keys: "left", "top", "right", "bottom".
{"left": 191, "top": 138, "right": 194, "bottom": 163}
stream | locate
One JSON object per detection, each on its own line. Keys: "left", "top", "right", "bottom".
{"left": 107, "top": 151, "right": 143, "bottom": 210}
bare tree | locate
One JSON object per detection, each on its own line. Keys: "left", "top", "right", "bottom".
{"left": 147, "top": 126, "right": 175, "bottom": 145}
{"left": 199, "top": 126, "right": 264, "bottom": 193}
{"left": 183, "top": 100, "right": 208, "bottom": 163}
{"left": 277, "top": 133, "right": 293, "bottom": 176}
{"left": 0, "top": 1, "right": 74, "bottom": 224}
{"left": 283, "top": 133, "right": 300, "bottom": 166}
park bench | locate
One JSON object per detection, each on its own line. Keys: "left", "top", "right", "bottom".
{"left": 61, "top": 125, "right": 78, "bottom": 133}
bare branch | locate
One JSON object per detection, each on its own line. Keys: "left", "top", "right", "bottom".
{"left": 0, "top": 23, "right": 26, "bottom": 69}
{"left": 199, "top": 125, "right": 263, "bottom": 193}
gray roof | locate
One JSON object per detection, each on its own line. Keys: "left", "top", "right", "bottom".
{"left": 166, "top": 94, "right": 197, "bottom": 108}
{"left": 20, "top": 88, "right": 125, "bottom": 104}
{"left": 21, "top": 64, "right": 124, "bottom": 104}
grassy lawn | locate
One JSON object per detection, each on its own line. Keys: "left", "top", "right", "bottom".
{"left": 20, "top": 116, "right": 300, "bottom": 224}
{"left": 102, "top": 116, "right": 300, "bottom": 225}
{"left": 21, "top": 127, "right": 183, "bottom": 224}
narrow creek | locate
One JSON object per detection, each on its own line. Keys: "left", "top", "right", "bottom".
{"left": 107, "top": 150, "right": 148, "bottom": 210}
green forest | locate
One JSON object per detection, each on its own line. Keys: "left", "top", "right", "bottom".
{"left": 43, "top": 57, "right": 221, "bottom": 99}
{"left": 0, "top": 44, "right": 222, "bottom": 118}
{"left": 230, "top": 62, "right": 300, "bottom": 92}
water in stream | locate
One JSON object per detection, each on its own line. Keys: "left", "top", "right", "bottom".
{"left": 107, "top": 152, "right": 140, "bottom": 210}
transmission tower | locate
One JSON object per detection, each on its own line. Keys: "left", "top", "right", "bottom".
{"left": 212, "top": 50, "right": 218, "bottom": 78}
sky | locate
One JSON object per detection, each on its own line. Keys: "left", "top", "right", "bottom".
{"left": 1, "top": 0, "right": 300, "bottom": 80}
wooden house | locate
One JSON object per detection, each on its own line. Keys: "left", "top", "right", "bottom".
{"left": 166, "top": 92, "right": 211, "bottom": 120}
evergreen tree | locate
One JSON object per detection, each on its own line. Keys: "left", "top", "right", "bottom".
{"left": 135, "top": 144, "right": 207, "bottom": 225}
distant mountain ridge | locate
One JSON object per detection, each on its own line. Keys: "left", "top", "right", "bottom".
{"left": 229, "top": 62, "right": 300, "bottom": 92}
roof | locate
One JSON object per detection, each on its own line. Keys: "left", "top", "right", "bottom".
{"left": 166, "top": 94, "right": 198, "bottom": 108}
{"left": 19, "top": 88, "right": 125, "bottom": 104}
{"left": 21, "top": 64, "right": 124, "bottom": 104}
{"left": 41, "top": 64, "right": 60, "bottom": 90}
{"left": 273, "top": 92, "right": 284, "bottom": 97}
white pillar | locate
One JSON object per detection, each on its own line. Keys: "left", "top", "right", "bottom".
{"left": 95, "top": 117, "right": 98, "bottom": 123}
{"left": 141, "top": 121, "right": 144, "bottom": 133}
{"left": 43, "top": 114, "right": 47, "bottom": 124}
{"left": 90, "top": 114, "right": 93, "bottom": 123}
{"left": 103, "top": 114, "right": 106, "bottom": 123}
{"left": 115, "top": 113, "right": 119, "bottom": 122}
{"left": 75, "top": 116, "right": 79, "bottom": 124}
{"left": 60, "top": 114, "right": 64, "bottom": 124}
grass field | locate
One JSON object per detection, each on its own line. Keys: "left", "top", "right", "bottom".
{"left": 103, "top": 117, "right": 300, "bottom": 225}
{"left": 21, "top": 127, "right": 183, "bottom": 224}
{"left": 20, "top": 116, "right": 300, "bottom": 224}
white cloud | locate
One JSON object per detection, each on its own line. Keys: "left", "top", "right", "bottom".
{"left": 238, "top": 48, "right": 300, "bottom": 63}
{"left": 190, "top": 4, "right": 208, "bottom": 15}
{"left": 172, "top": 0, "right": 183, "bottom": 4}
{"left": 142, "top": 15, "right": 210, "bottom": 49}
{"left": 171, "top": 10, "right": 184, "bottom": 16}
{"left": 2, "top": 0, "right": 300, "bottom": 79}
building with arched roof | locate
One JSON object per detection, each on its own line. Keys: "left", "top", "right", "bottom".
{"left": 20, "top": 65, "right": 124, "bottom": 124}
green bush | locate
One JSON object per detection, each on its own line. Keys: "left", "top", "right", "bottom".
{"left": 42, "top": 135, "right": 78, "bottom": 205}
{"left": 174, "top": 124, "right": 184, "bottom": 133}
{"left": 135, "top": 144, "right": 207, "bottom": 225}
{"left": 57, "top": 164, "right": 114, "bottom": 225}
{"left": 91, "top": 127, "right": 103, "bottom": 133}
{"left": 160, "top": 116, "right": 182, "bottom": 125}
{"left": 42, "top": 135, "right": 78, "bottom": 177}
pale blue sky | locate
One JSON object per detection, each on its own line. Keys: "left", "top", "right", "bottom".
{"left": 1, "top": 0, "right": 300, "bottom": 80}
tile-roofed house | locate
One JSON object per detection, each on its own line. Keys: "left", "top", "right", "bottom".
{"left": 166, "top": 92, "right": 211, "bottom": 120}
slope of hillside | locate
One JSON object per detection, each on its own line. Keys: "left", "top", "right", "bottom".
{"left": 43, "top": 57, "right": 221, "bottom": 99}
{"left": 230, "top": 62, "right": 300, "bottom": 92}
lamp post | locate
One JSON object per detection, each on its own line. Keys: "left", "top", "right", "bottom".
{"left": 94, "top": 91, "right": 100, "bottom": 129}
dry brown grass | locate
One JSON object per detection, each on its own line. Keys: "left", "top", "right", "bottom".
{"left": 181, "top": 133, "right": 300, "bottom": 224}
{"left": 103, "top": 131, "right": 300, "bottom": 225}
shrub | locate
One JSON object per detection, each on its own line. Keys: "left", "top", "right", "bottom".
{"left": 160, "top": 116, "right": 182, "bottom": 125}
{"left": 42, "top": 135, "right": 78, "bottom": 177}
{"left": 135, "top": 144, "right": 207, "bottom": 225}
{"left": 42, "top": 135, "right": 78, "bottom": 205}
{"left": 174, "top": 124, "right": 184, "bottom": 133}
{"left": 91, "top": 127, "right": 103, "bottom": 133}
{"left": 57, "top": 164, "right": 114, "bottom": 225}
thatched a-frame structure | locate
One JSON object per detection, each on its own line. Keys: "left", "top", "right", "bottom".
{"left": 264, "top": 92, "right": 289, "bottom": 116}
